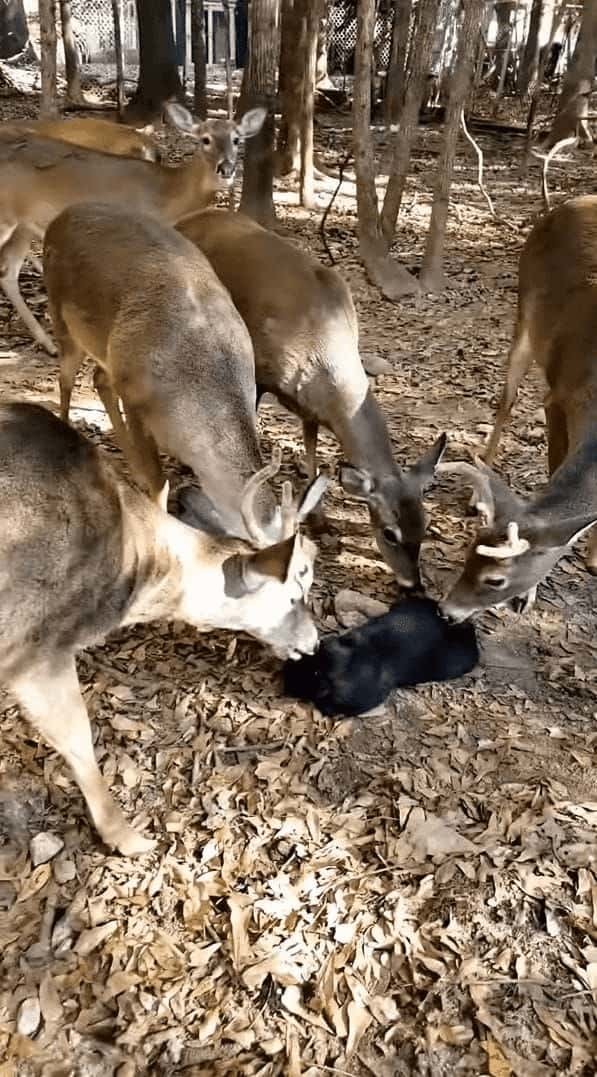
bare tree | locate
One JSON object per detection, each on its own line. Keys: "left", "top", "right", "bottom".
{"left": 420, "top": 0, "right": 484, "bottom": 291}
{"left": 111, "top": 0, "right": 125, "bottom": 117}
{"left": 353, "top": 0, "right": 419, "bottom": 297}
{"left": 545, "top": 0, "right": 597, "bottom": 148}
{"left": 39, "top": 0, "right": 58, "bottom": 117}
{"left": 380, "top": 0, "right": 440, "bottom": 245}
{"left": 384, "top": 0, "right": 413, "bottom": 125}
{"left": 125, "top": 0, "right": 183, "bottom": 122}
{"left": 239, "top": 0, "right": 280, "bottom": 226}
{"left": 191, "top": 0, "right": 207, "bottom": 119}
{"left": 58, "top": 0, "right": 83, "bottom": 103}
{"left": 277, "top": 0, "right": 303, "bottom": 174}
{"left": 518, "top": 0, "right": 543, "bottom": 95}
{"left": 299, "top": 0, "right": 322, "bottom": 206}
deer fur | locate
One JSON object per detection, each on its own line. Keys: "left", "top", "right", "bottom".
{"left": 3, "top": 115, "right": 161, "bottom": 162}
{"left": 44, "top": 202, "right": 281, "bottom": 542}
{"left": 0, "top": 402, "right": 323, "bottom": 855}
{"left": 439, "top": 196, "right": 597, "bottom": 620}
{"left": 177, "top": 209, "right": 447, "bottom": 588}
{"left": 0, "top": 103, "right": 265, "bottom": 354}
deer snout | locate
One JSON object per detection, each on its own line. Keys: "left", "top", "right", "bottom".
{"left": 217, "top": 159, "right": 236, "bottom": 179}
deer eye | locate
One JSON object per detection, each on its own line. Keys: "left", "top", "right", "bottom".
{"left": 382, "top": 527, "right": 401, "bottom": 546}
{"left": 201, "top": 135, "right": 212, "bottom": 147}
{"left": 232, "top": 135, "right": 240, "bottom": 146}
{"left": 484, "top": 575, "right": 508, "bottom": 589}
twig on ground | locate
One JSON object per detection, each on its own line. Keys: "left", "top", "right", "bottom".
{"left": 320, "top": 150, "right": 352, "bottom": 266}
{"left": 460, "top": 110, "right": 518, "bottom": 233}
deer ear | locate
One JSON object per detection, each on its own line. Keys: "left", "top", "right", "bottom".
{"left": 339, "top": 463, "right": 375, "bottom": 498}
{"left": 409, "top": 433, "right": 448, "bottom": 486}
{"left": 223, "top": 536, "right": 298, "bottom": 597}
{"left": 528, "top": 513, "right": 597, "bottom": 550}
{"left": 296, "top": 474, "right": 328, "bottom": 524}
{"left": 237, "top": 108, "right": 267, "bottom": 139}
{"left": 163, "top": 101, "right": 195, "bottom": 133}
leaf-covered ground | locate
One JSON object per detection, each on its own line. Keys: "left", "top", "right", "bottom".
{"left": 0, "top": 87, "right": 596, "bottom": 1077}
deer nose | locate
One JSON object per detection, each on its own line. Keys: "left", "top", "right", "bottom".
{"left": 217, "top": 160, "right": 235, "bottom": 178}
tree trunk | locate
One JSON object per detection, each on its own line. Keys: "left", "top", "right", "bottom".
{"left": 124, "top": 0, "right": 183, "bottom": 122}
{"left": 58, "top": 0, "right": 83, "bottom": 103}
{"left": 545, "top": 0, "right": 597, "bottom": 149}
{"left": 380, "top": 0, "right": 440, "bottom": 246}
{"left": 277, "top": 0, "right": 303, "bottom": 174}
{"left": 518, "top": 0, "right": 542, "bottom": 95}
{"left": 299, "top": 0, "right": 321, "bottom": 206}
{"left": 316, "top": 3, "right": 328, "bottom": 83}
{"left": 239, "top": 0, "right": 280, "bottom": 226}
{"left": 111, "top": 0, "right": 125, "bottom": 117}
{"left": 0, "top": 0, "right": 28, "bottom": 59}
{"left": 384, "top": 0, "right": 412, "bottom": 125}
{"left": 420, "top": 0, "right": 483, "bottom": 291}
{"left": 39, "top": 0, "right": 58, "bottom": 117}
{"left": 354, "top": 0, "right": 419, "bottom": 298}
{"left": 191, "top": 0, "right": 207, "bottom": 119}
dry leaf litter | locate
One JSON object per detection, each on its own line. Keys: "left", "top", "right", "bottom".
{"left": 0, "top": 90, "right": 596, "bottom": 1077}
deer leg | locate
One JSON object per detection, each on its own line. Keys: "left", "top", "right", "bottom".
{"left": 58, "top": 334, "right": 86, "bottom": 422}
{"left": 302, "top": 419, "right": 319, "bottom": 481}
{"left": 10, "top": 655, "right": 155, "bottom": 855}
{"left": 0, "top": 224, "right": 57, "bottom": 355}
{"left": 545, "top": 401, "right": 568, "bottom": 476}
{"left": 484, "top": 324, "right": 534, "bottom": 465}
{"left": 124, "top": 405, "right": 168, "bottom": 509}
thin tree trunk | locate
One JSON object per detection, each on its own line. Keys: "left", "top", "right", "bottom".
{"left": 380, "top": 0, "right": 440, "bottom": 246}
{"left": 385, "top": 0, "right": 413, "bottom": 125}
{"left": 299, "top": 0, "right": 321, "bottom": 206}
{"left": 277, "top": 0, "right": 303, "bottom": 174}
{"left": 420, "top": 0, "right": 483, "bottom": 291}
{"left": 224, "top": 0, "right": 234, "bottom": 117}
{"left": 546, "top": 0, "right": 597, "bottom": 148}
{"left": 111, "top": 0, "right": 125, "bottom": 117}
{"left": 191, "top": 0, "right": 207, "bottom": 119}
{"left": 58, "top": 0, "right": 83, "bottom": 102}
{"left": 518, "top": 0, "right": 542, "bottom": 95}
{"left": 354, "top": 0, "right": 418, "bottom": 297}
{"left": 39, "top": 0, "right": 58, "bottom": 117}
{"left": 239, "top": 0, "right": 280, "bottom": 226}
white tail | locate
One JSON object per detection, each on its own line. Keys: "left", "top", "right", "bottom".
{"left": 44, "top": 202, "right": 282, "bottom": 543}
{"left": 0, "top": 104, "right": 265, "bottom": 353}
{"left": 1, "top": 402, "right": 325, "bottom": 854}
{"left": 177, "top": 208, "right": 447, "bottom": 589}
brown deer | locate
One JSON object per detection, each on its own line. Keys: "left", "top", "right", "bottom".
{"left": 0, "top": 402, "right": 325, "bottom": 855}
{"left": 0, "top": 103, "right": 264, "bottom": 354}
{"left": 2, "top": 115, "right": 161, "bottom": 162}
{"left": 177, "top": 209, "right": 447, "bottom": 589}
{"left": 44, "top": 202, "right": 281, "bottom": 541}
{"left": 440, "top": 195, "right": 597, "bottom": 621}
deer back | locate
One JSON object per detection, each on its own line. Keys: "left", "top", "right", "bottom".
{"left": 3, "top": 116, "right": 161, "bottom": 162}
{"left": 44, "top": 203, "right": 275, "bottom": 537}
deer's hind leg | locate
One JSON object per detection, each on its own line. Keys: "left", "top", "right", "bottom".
{"left": 0, "top": 223, "right": 57, "bottom": 355}
{"left": 11, "top": 655, "right": 155, "bottom": 855}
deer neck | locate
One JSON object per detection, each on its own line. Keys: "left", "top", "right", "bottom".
{"left": 118, "top": 484, "right": 245, "bottom": 631}
{"left": 337, "top": 388, "right": 397, "bottom": 477}
{"left": 158, "top": 156, "right": 219, "bottom": 223}
{"left": 533, "top": 430, "right": 597, "bottom": 522}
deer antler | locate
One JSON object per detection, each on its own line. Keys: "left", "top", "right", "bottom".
{"left": 437, "top": 457, "right": 495, "bottom": 526}
{"left": 240, "top": 447, "right": 282, "bottom": 546}
{"left": 477, "top": 521, "right": 530, "bottom": 560}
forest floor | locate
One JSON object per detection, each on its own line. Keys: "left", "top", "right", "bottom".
{"left": 0, "top": 85, "right": 596, "bottom": 1077}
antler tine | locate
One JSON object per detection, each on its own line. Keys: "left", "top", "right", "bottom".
{"left": 240, "top": 447, "right": 282, "bottom": 546}
{"left": 477, "top": 521, "right": 530, "bottom": 560}
{"left": 280, "top": 480, "right": 296, "bottom": 539}
{"left": 437, "top": 458, "right": 495, "bottom": 526}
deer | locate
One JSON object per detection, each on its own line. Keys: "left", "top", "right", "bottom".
{"left": 176, "top": 209, "right": 447, "bottom": 590}
{"left": 0, "top": 401, "right": 326, "bottom": 856}
{"left": 0, "top": 102, "right": 265, "bottom": 355}
{"left": 439, "top": 195, "right": 597, "bottom": 622}
{"left": 2, "top": 115, "right": 161, "bottom": 162}
{"left": 44, "top": 202, "right": 282, "bottom": 542}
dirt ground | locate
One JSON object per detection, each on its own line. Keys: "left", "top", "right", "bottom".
{"left": 0, "top": 87, "right": 596, "bottom": 1077}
